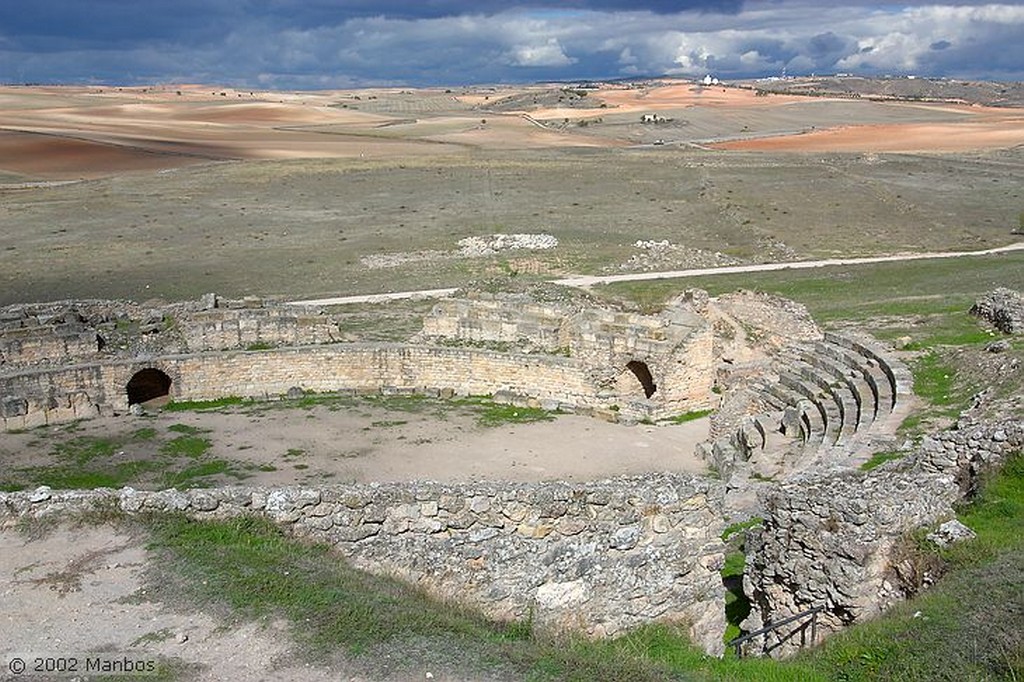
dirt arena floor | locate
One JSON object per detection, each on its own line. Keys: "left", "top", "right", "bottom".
{"left": 0, "top": 401, "right": 709, "bottom": 491}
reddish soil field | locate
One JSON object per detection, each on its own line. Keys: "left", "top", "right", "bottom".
{"left": 1, "top": 81, "right": 1021, "bottom": 181}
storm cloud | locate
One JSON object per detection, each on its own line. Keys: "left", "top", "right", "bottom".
{"left": 1, "top": 1, "right": 1021, "bottom": 87}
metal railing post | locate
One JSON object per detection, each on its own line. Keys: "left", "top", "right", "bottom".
{"left": 726, "top": 605, "right": 825, "bottom": 658}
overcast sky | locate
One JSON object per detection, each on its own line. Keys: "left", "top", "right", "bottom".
{"left": 2, "top": 1, "right": 1022, "bottom": 88}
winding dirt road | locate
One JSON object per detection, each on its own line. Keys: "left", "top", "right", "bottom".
{"left": 287, "top": 242, "right": 1024, "bottom": 307}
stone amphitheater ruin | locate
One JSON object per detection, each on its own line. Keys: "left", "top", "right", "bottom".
{"left": 2, "top": 284, "right": 1021, "bottom": 657}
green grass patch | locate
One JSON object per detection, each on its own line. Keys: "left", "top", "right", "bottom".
{"left": 874, "top": 312, "right": 1000, "bottom": 351}
{"left": 470, "top": 401, "right": 557, "bottom": 427}
{"left": 8, "top": 459, "right": 163, "bottom": 491}
{"left": 167, "top": 423, "right": 209, "bottom": 435}
{"left": 160, "top": 435, "right": 212, "bottom": 459}
{"left": 721, "top": 549, "right": 751, "bottom": 645}
{"left": 143, "top": 515, "right": 530, "bottom": 657}
{"left": 51, "top": 436, "right": 120, "bottom": 466}
{"left": 664, "top": 409, "right": 713, "bottom": 425}
{"left": 164, "top": 396, "right": 250, "bottom": 412}
{"left": 860, "top": 451, "right": 905, "bottom": 471}
{"left": 132, "top": 427, "right": 158, "bottom": 441}
{"left": 911, "top": 351, "right": 961, "bottom": 408}
{"left": 945, "top": 453, "right": 1024, "bottom": 565}
{"left": 160, "top": 459, "right": 235, "bottom": 488}
{"left": 722, "top": 517, "right": 764, "bottom": 541}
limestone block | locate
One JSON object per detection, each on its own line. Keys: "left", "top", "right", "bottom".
{"left": 469, "top": 496, "right": 491, "bottom": 514}
{"left": 307, "top": 502, "right": 336, "bottom": 518}
{"left": 535, "top": 580, "right": 590, "bottom": 610}
{"left": 516, "top": 522, "right": 554, "bottom": 539}
{"left": 926, "top": 519, "right": 976, "bottom": 547}
{"left": 304, "top": 515, "right": 334, "bottom": 531}
{"left": 557, "top": 518, "right": 589, "bottom": 532}
{"left": 190, "top": 492, "right": 220, "bottom": 512}
{"left": 650, "top": 514, "right": 672, "bottom": 534}
{"left": 265, "top": 488, "right": 321, "bottom": 512}
{"left": 609, "top": 524, "right": 642, "bottom": 550}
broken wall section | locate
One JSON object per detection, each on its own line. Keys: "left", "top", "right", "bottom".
{"left": 742, "top": 420, "right": 1024, "bottom": 657}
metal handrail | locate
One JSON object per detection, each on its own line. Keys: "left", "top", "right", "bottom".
{"left": 727, "top": 605, "right": 825, "bottom": 657}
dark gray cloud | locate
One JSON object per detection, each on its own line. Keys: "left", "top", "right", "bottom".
{"left": 1, "top": 2, "right": 1022, "bottom": 87}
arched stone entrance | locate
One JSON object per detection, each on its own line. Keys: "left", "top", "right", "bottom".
{"left": 625, "top": 360, "right": 657, "bottom": 399}
{"left": 126, "top": 368, "right": 172, "bottom": 406}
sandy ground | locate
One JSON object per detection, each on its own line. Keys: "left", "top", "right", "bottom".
{"left": 0, "top": 525, "right": 354, "bottom": 681}
{"left": 0, "top": 403, "right": 709, "bottom": 489}
{"left": 712, "top": 111, "right": 1024, "bottom": 153}
{"left": 2, "top": 80, "right": 1020, "bottom": 180}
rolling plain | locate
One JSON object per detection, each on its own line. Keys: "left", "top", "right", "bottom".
{"left": 2, "top": 76, "right": 1023, "bottom": 681}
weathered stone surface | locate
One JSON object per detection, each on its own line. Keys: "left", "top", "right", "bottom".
{"left": 743, "top": 420, "right": 1023, "bottom": 657}
{"left": 926, "top": 519, "right": 977, "bottom": 547}
{"left": 971, "top": 288, "right": 1024, "bottom": 334}
{"left": 0, "top": 474, "right": 727, "bottom": 655}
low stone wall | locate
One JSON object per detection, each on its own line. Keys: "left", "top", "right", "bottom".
{"left": 742, "top": 420, "right": 1024, "bottom": 656}
{"left": 0, "top": 474, "right": 727, "bottom": 655}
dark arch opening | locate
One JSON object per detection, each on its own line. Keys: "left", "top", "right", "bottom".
{"left": 626, "top": 360, "right": 657, "bottom": 399}
{"left": 126, "top": 368, "right": 172, "bottom": 405}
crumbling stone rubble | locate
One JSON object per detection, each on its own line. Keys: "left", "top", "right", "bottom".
{"left": 970, "top": 288, "right": 1024, "bottom": 334}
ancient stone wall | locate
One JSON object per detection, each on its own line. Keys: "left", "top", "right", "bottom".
{"left": 2, "top": 288, "right": 727, "bottom": 429}
{"left": 0, "top": 297, "right": 338, "bottom": 371}
{"left": 181, "top": 306, "right": 339, "bottom": 351}
{"left": 0, "top": 344, "right": 624, "bottom": 430}
{"left": 0, "top": 308, "right": 103, "bottom": 368}
{"left": 970, "top": 288, "right": 1024, "bottom": 334}
{"left": 742, "top": 420, "right": 1024, "bottom": 656}
{"left": 419, "top": 298, "right": 571, "bottom": 352}
{"left": 0, "top": 473, "right": 727, "bottom": 655}
{"left": 712, "top": 291, "right": 821, "bottom": 350}
{"left": 419, "top": 292, "right": 716, "bottom": 420}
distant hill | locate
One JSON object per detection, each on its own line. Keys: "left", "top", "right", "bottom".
{"left": 733, "top": 75, "right": 1024, "bottom": 108}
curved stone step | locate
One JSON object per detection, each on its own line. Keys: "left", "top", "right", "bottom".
{"left": 824, "top": 332, "right": 910, "bottom": 413}
{"left": 778, "top": 374, "right": 832, "bottom": 445}
{"left": 779, "top": 355, "right": 856, "bottom": 447}
{"left": 761, "top": 382, "right": 821, "bottom": 444}
{"left": 807, "top": 340, "right": 885, "bottom": 420}
{"left": 791, "top": 345, "right": 869, "bottom": 431}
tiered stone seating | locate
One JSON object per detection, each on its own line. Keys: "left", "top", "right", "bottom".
{"left": 739, "top": 332, "right": 911, "bottom": 465}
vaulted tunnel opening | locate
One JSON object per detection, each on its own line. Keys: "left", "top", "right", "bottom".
{"left": 126, "top": 368, "right": 172, "bottom": 406}
{"left": 626, "top": 360, "right": 657, "bottom": 399}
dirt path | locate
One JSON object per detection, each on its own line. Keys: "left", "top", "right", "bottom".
{"left": 288, "top": 243, "right": 1024, "bottom": 307}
